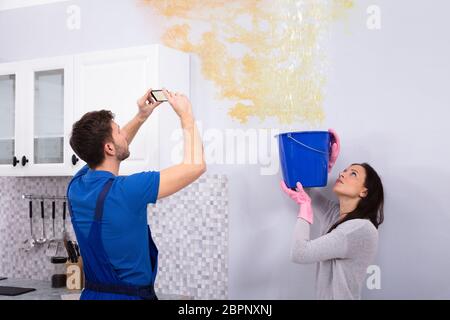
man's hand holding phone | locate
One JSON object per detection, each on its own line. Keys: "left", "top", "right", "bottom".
{"left": 137, "top": 88, "right": 194, "bottom": 124}
{"left": 136, "top": 88, "right": 163, "bottom": 122}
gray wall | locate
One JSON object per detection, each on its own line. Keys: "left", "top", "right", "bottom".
{"left": 1, "top": 0, "right": 449, "bottom": 299}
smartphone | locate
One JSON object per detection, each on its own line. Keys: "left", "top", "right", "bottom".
{"left": 151, "top": 90, "right": 168, "bottom": 102}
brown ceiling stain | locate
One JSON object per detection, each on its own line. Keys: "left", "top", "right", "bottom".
{"left": 142, "top": 0, "right": 354, "bottom": 125}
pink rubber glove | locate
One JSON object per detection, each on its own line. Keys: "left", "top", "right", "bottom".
{"left": 280, "top": 181, "right": 314, "bottom": 224}
{"left": 328, "top": 128, "right": 341, "bottom": 173}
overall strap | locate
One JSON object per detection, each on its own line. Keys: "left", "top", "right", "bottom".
{"left": 94, "top": 179, "right": 114, "bottom": 221}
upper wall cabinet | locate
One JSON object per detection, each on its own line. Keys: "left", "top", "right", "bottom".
{"left": 0, "top": 62, "right": 22, "bottom": 175}
{"left": 0, "top": 57, "right": 74, "bottom": 177}
{"left": 0, "top": 45, "right": 190, "bottom": 177}
{"left": 22, "top": 56, "right": 74, "bottom": 176}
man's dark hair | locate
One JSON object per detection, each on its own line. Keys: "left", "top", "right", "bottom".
{"left": 70, "top": 110, "right": 115, "bottom": 169}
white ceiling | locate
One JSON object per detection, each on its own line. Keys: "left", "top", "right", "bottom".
{"left": 0, "top": 0, "right": 71, "bottom": 11}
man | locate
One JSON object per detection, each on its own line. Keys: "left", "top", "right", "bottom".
{"left": 67, "top": 88, "right": 206, "bottom": 300}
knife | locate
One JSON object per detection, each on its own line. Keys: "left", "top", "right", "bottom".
{"left": 70, "top": 241, "right": 78, "bottom": 263}
{"left": 67, "top": 240, "right": 77, "bottom": 263}
{"left": 71, "top": 241, "right": 79, "bottom": 263}
{"left": 74, "top": 243, "right": 80, "bottom": 260}
{"left": 64, "top": 240, "right": 72, "bottom": 263}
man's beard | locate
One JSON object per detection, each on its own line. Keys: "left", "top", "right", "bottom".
{"left": 114, "top": 143, "right": 130, "bottom": 161}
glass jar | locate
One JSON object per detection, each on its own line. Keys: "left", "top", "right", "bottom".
{"left": 50, "top": 256, "right": 68, "bottom": 288}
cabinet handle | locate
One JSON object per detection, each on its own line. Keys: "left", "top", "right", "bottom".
{"left": 72, "top": 154, "right": 79, "bottom": 166}
{"left": 21, "top": 156, "right": 29, "bottom": 167}
{"left": 13, "top": 156, "right": 20, "bottom": 167}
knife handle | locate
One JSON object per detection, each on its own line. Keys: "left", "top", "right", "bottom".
{"left": 67, "top": 240, "right": 72, "bottom": 263}
{"left": 40, "top": 201, "right": 44, "bottom": 219}
{"left": 68, "top": 240, "right": 77, "bottom": 263}
{"left": 74, "top": 243, "right": 80, "bottom": 258}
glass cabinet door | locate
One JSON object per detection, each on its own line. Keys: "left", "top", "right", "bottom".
{"left": 0, "top": 74, "right": 15, "bottom": 165}
{"left": 33, "top": 69, "right": 64, "bottom": 164}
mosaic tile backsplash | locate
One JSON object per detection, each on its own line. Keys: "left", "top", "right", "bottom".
{"left": 0, "top": 174, "right": 228, "bottom": 300}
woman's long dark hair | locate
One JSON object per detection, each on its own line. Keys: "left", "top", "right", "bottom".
{"left": 327, "top": 163, "right": 384, "bottom": 233}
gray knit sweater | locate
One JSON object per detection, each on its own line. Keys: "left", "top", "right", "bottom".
{"left": 291, "top": 189, "right": 379, "bottom": 300}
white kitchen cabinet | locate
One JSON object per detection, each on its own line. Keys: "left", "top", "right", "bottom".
{"left": 21, "top": 56, "right": 75, "bottom": 176}
{"left": 0, "top": 44, "right": 190, "bottom": 176}
{"left": 0, "top": 62, "right": 23, "bottom": 176}
{"left": 73, "top": 45, "right": 190, "bottom": 176}
{"left": 0, "top": 57, "right": 74, "bottom": 177}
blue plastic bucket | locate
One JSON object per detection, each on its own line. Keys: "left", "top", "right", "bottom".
{"left": 276, "top": 131, "right": 331, "bottom": 189}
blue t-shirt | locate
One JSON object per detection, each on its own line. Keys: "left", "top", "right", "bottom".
{"left": 67, "top": 165, "right": 160, "bottom": 286}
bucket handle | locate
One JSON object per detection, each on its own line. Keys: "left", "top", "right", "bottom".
{"left": 287, "top": 133, "right": 329, "bottom": 155}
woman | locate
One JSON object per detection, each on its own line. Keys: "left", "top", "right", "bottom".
{"left": 280, "top": 129, "right": 384, "bottom": 300}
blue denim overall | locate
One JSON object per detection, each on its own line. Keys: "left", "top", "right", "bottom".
{"left": 67, "top": 173, "right": 158, "bottom": 300}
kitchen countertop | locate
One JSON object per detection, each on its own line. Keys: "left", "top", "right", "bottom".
{"left": 0, "top": 278, "right": 193, "bottom": 300}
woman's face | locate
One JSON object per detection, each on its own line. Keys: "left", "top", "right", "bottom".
{"left": 332, "top": 164, "right": 368, "bottom": 199}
